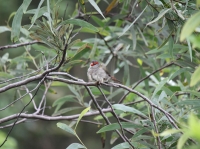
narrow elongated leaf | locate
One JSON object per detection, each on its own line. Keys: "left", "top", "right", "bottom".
{"left": 46, "top": 0, "right": 54, "bottom": 35}
{"left": 169, "top": 68, "right": 190, "bottom": 80}
{"left": 0, "top": 26, "right": 10, "bottom": 33}
{"left": 75, "top": 107, "right": 91, "bottom": 130}
{"left": 160, "top": 129, "right": 181, "bottom": 136}
{"left": 180, "top": 11, "right": 200, "bottom": 41}
{"left": 66, "top": 143, "right": 86, "bottom": 149}
{"left": 52, "top": 107, "right": 82, "bottom": 116}
{"left": 57, "top": 122, "right": 75, "bottom": 135}
{"left": 152, "top": 78, "right": 168, "bottom": 99}
{"left": 168, "top": 36, "right": 174, "bottom": 59}
{"left": 70, "top": 44, "right": 91, "bottom": 61}
{"left": 119, "top": 6, "right": 147, "bottom": 37}
{"left": 29, "top": 0, "right": 44, "bottom": 29}
{"left": 186, "top": 38, "right": 192, "bottom": 62}
{"left": 0, "top": 72, "right": 13, "bottom": 79}
{"left": 91, "top": 16, "right": 105, "bottom": 27}
{"left": 105, "top": 0, "right": 118, "bottom": 14}
{"left": 61, "top": 19, "right": 99, "bottom": 32}
{"left": 111, "top": 142, "right": 130, "bottom": 149}
{"left": 147, "top": 8, "right": 171, "bottom": 26}
{"left": 63, "top": 60, "right": 83, "bottom": 72}
{"left": 78, "top": 0, "right": 86, "bottom": 13}
{"left": 52, "top": 95, "right": 77, "bottom": 107}
{"left": 97, "top": 122, "right": 144, "bottom": 133}
{"left": 11, "top": 0, "right": 32, "bottom": 42}
{"left": 176, "top": 99, "right": 200, "bottom": 106}
{"left": 112, "top": 104, "right": 147, "bottom": 118}
{"left": 177, "top": 134, "right": 189, "bottom": 149}
{"left": 26, "top": 6, "right": 47, "bottom": 16}
{"left": 190, "top": 66, "right": 200, "bottom": 86}
{"left": 132, "top": 128, "right": 149, "bottom": 138}
{"left": 88, "top": 0, "right": 105, "bottom": 19}
{"left": 188, "top": 114, "right": 200, "bottom": 141}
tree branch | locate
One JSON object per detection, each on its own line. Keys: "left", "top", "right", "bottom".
{"left": 97, "top": 86, "right": 135, "bottom": 149}
{"left": 0, "top": 40, "right": 40, "bottom": 51}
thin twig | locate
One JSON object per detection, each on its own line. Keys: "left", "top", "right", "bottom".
{"left": 0, "top": 77, "right": 45, "bottom": 147}
{"left": 118, "top": 61, "right": 177, "bottom": 103}
{"left": 97, "top": 32, "right": 115, "bottom": 56}
{"left": 84, "top": 85, "right": 127, "bottom": 142}
{"left": 0, "top": 40, "right": 40, "bottom": 50}
{"left": 24, "top": 86, "right": 38, "bottom": 111}
{"left": 150, "top": 106, "right": 162, "bottom": 149}
{"left": 0, "top": 100, "right": 146, "bottom": 126}
{"left": 97, "top": 86, "right": 135, "bottom": 149}
{"left": 44, "top": 76, "right": 179, "bottom": 129}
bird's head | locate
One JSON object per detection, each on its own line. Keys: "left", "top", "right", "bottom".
{"left": 90, "top": 61, "right": 99, "bottom": 67}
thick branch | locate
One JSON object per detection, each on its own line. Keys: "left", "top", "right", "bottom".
{"left": 0, "top": 108, "right": 112, "bottom": 125}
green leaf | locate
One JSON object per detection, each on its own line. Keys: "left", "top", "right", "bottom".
{"left": 147, "top": 8, "right": 171, "bottom": 26}
{"left": 57, "top": 122, "right": 75, "bottom": 135}
{"left": 154, "top": 0, "right": 163, "bottom": 6}
{"left": 190, "top": 66, "right": 200, "bottom": 86}
{"left": 0, "top": 26, "right": 10, "bottom": 34}
{"left": 52, "top": 107, "right": 82, "bottom": 116}
{"left": 75, "top": 107, "right": 91, "bottom": 130}
{"left": 70, "top": 44, "right": 91, "bottom": 61}
{"left": 46, "top": 0, "right": 54, "bottom": 35}
{"left": 184, "top": 90, "right": 200, "bottom": 97}
{"left": 0, "top": 72, "right": 13, "bottom": 79}
{"left": 177, "top": 134, "right": 189, "bottom": 149}
{"left": 61, "top": 19, "right": 99, "bottom": 32}
{"left": 160, "top": 129, "right": 181, "bottom": 136}
{"left": 32, "top": 44, "right": 56, "bottom": 55}
{"left": 152, "top": 78, "right": 168, "bottom": 99}
{"left": 78, "top": 0, "right": 86, "bottom": 13}
{"left": 156, "top": 53, "right": 171, "bottom": 59}
{"left": 75, "top": 27, "right": 109, "bottom": 36}
{"left": 169, "top": 68, "right": 191, "bottom": 80}
{"left": 168, "top": 36, "right": 174, "bottom": 59}
{"left": 0, "top": 53, "right": 10, "bottom": 64}
{"left": 111, "top": 142, "right": 130, "bottom": 149}
{"left": 188, "top": 113, "right": 200, "bottom": 141}
{"left": 97, "top": 122, "right": 144, "bottom": 133}
{"left": 112, "top": 104, "right": 148, "bottom": 118}
{"left": 176, "top": 99, "right": 200, "bottom": 106}
{"left": 180, "top": 11, "right": 200, "bottom": 41}
{"left": 26, "top": 6, "right": 47, "bottom": 17}
{"left": 29, "top": 0, "right": 45, "bottom": 29}
{"left": 88, "top": 0, "right": 105, "bottom": 19}
{"left": 51, "top": 82, "right": 68, "bottom": 87}
{"left": 11, "top": 0, "right": 32, "bottom": 42}
{"left": 88, "top": 87, "right": 110, "bottom": 96}
{"left": 52, "top": 95, "right": 77, "bottom": 107}
{"left": 91, "top": 16, "right": 105, "bottom": 27}
{"left": 188, "top": 34, "right": 200, "bottom": 48}
{"left": 66, "top": 143, "right": 86, "bottom": 149}
{"left": 132, "top": 128, "right": 149, "bottom": 139}
{"left": 63, "top": 60, "right": 83, "bottom": 72}
{"left": 119, "top": 6, "right": 147, "bottom": 37}
{"left": 186, "top": 38, "right": 192, "bottom": 62}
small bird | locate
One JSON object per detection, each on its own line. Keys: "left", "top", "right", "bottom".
{"left": 87, "top": 61, "right": 120, "bottom": 83}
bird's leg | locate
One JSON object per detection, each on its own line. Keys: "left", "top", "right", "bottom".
{"left": 96, "top": 81, "right": 101, "bottom": 86}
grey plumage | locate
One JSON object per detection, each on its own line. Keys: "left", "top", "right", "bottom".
{"left": 87, "top": 61, "right": 111, "bottom": 83}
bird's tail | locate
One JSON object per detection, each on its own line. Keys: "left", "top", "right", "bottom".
{"left": 111, "top": 76, "right": 121, "bottom": 83}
